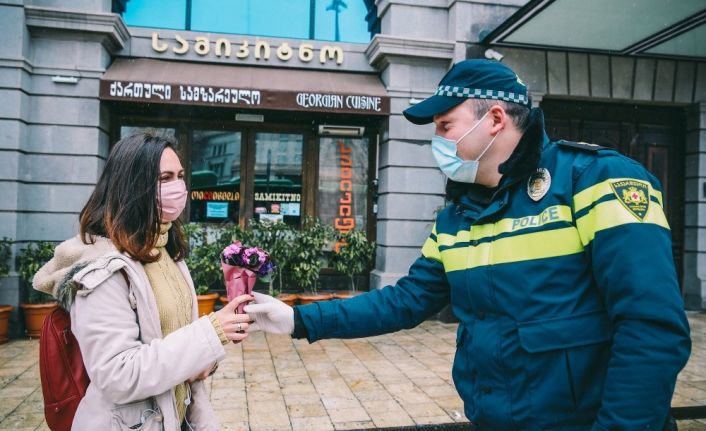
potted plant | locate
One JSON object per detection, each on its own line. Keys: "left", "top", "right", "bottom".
{"left": 17, "top": 241, "right": 58, "bottom": 338}
{"left": 0, "top": 237, "right": 14, "bottom": 343}
{"left": 185, "top": 225, "right": 222, "bottom": 316}
{"left": 246, "top": 220, "right": 298, "bottom": 306}
{"left": 292, "top": 217, "right": 335, "bottom": 305}
{"left": 330, "top": 229, "right": 376, "bottom": 299}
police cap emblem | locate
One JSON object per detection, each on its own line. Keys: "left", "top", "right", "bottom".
{"left": 527, "top": 168, "right": 551, "bottom": 201}
{"left": 609, "top": 179, "right": 650, "bottom": 221}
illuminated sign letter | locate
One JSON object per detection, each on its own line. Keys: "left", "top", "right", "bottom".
{"left": 277, "top": 42, "right": 293, "bottom": 61}
{"left": 151, "top": 32, "right": 168, "bottom": 52}
{"left": 255, "top": 41, "right": 270, "bottom": 60}
{"left": 215, "top": 38, "right": 231, "bottom": 57}
{"left": 194, "top": 37, "right": 210, "bottom": 56}
{"left": 299, "top": 43, "right": 314, "bottom": 62}
{"left": 320, "top": 45, "right": 343, "bottom": 65}
{"left": 173, "top": 34, "right": 189, "bottom": 55}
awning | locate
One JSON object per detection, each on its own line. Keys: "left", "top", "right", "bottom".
{"left": 100, "top": 58, "right": 390, "bottom": 115}
{"left": 482, "top": 0, "right": 706, "bottom": 60}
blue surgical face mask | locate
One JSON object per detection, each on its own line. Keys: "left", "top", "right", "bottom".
{"left": 431, "top": 110, "right": 500, "bottom": 183}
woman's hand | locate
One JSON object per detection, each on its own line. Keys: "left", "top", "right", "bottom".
{"left": 214, "top": 294, "right": 253, "bottom": 343}
{"left": 188, "top": 362, "right": 218, "bottom": 382}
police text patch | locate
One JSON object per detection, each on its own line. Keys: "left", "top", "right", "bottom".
{"left": 609, "top": 179, "right": 650, "bottom": 221}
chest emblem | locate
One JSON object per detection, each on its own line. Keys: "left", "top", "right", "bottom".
{"left": 527, "top": 168, "right": 551, "bottom": 201}
{"left": 609, "top": 179, "right": 650, "bottom": 221}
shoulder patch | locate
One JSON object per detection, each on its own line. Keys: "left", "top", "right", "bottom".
{"left": 557, "top": 140, "right": 605, "bottom": 152}
{"left": 609, "top": 179, "right": 650, "bottom": 221}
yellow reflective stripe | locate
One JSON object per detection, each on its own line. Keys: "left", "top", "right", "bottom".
{"left": 574, "top": 178, "right": 663, "bottom": 213}
{"left": 492, "top": 205, "right": 573, "bottom": 236}
{"left": 435, "top": 205, "right": 574, "bottom": 248}
{"left": 437, "top": 230, "right": 469, "bottom": 247}
{"left": 440, "top": 227, "right": 583, "bottom": 272}
{"left": 421, "top": 236, "right": 442, "bottom": 262}
{"left": 575, "top": 199, "right": 670, "bottom": 245}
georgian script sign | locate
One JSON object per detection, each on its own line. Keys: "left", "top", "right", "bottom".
{"left": 99, "top": 80, "right": 390, "bottom": 115}
{"left": 151, "top": 32, "right": 345, "bottom": 65}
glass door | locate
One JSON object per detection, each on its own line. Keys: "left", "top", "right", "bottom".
{"left": 251, "top": 132, "right": 303, "bottom": 226}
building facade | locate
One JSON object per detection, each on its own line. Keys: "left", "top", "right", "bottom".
{"left": 1, "top": 0, "right": 705, "bottom": 336}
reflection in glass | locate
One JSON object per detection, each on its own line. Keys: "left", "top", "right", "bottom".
{"left": 253, "top": 133, "right": 303, "bottom": 226}
{"left": 318, "top": 137, "right": 368, "bottom": 242}
{"left": 192, "top": 0, "right": 309, "bottom": 39}
{"left": 190, "top": 131, "right": 242, "bottom": 223}
{"left": 123, "top": 0, "right": 186, "bottom": 30}
{"left": 119, "top": 126, "right": 181, "bottom": 155}
{"left": 315, "top": 0, "right": 370, "bottom": 43}
{"left": 122, "top": 0, "right": 371, "bottom": 43}
{"left": 120, "top": 126, "right": 177, "bottom": 142}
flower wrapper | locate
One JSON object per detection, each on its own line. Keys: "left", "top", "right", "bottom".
{"left": 221, "top": 262, "right": 256, "bottom": 314}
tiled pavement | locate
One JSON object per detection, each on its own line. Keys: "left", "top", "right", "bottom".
{"left": 0, "top": 314, "right": 705, "bottom": 430}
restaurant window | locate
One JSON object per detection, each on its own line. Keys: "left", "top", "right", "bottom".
{"left": 318, "top": 136, "right": 368, "bottom": 239}
{"left": 252, "top": 133, "right": 303, "bottom": 226}
{"left": 190, "top": 130, "right": 242, "bottom": 224}
{"left": 118, "top": 125, "right": 182, "bottom": 156}
{"left": 115, "top": 121, "right": 373, "bottom": 238}
{"left": 122, "top": 0, "right": 372, "bottom": 43}
{"left": 120, "top": 126, "right": 177, "bottom": 141}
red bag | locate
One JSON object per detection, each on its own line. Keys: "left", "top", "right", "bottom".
{"left": 39, "top": 307, "right": 90, "bottom": 431}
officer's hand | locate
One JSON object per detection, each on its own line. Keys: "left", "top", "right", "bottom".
{"left": 243, "top": 292, "right": 294, "bottom": 335}
{"left": 214, "top": 294, "right": 253, "bottom": 343}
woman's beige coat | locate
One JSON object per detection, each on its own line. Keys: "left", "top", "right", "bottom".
{"left": 34, "top": 235, "right": 226, "bottom": 430}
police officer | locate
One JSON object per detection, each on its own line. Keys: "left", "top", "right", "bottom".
{"left": 245, "top": 59, "right": 691, "bottom": 430}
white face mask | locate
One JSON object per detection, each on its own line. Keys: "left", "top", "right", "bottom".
{"left": 430, "top": 111, "right": 500, "bottom": 183}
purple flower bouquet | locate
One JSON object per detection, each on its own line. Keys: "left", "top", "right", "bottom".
{"left": 221, "top": 241, "right": 276, "bottom": 313}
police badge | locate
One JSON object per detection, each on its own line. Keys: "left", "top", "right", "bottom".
{"left": 527, "top": 168, "right": 551, "bottom": 201}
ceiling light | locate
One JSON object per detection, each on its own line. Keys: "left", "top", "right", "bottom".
{"left": 318, "top": 125, "right": 365, "bottom": 137}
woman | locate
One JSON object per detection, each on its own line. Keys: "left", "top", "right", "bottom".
{"left": 33, "top": 131, "right": 250, "bottom": 430}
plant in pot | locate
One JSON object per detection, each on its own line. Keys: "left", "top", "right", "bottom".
{"left": 17, "top": 241, "right": 58, "bottom": 338}
{"left": 330, "top": 229, "right": 376, "bottom": 300}
{"left": 247, "top": 219, "right": 298, "bottom": 306}
{"left": 0, "top": 237, "right": 14, "bottom": 343}
{"left": 185, "top": 225, "right": 222, "bottom": 316}
{"left": 291, "top": 217, "right": 335, "bottom": 305}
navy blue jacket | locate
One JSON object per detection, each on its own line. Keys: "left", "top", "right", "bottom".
{"left": 295, "top": 110, "right": 691, "bottom": 430}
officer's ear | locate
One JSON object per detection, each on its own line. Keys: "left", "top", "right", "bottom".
{"left": 488, "top": 104, "right": 506, "bottom": 135}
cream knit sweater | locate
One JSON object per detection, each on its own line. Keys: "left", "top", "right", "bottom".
{"left": 142, "top": 222, "right": 192, "bottom": 424}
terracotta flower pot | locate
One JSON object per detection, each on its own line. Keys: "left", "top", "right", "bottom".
{"left": 276, "top": 293, "right": 298, "bottom": 307}
{"left": 296, "top": 292, "right": 333, "bottom": 305}
{"left": 20, "top": 302, "right": 58, "bottom": 339}
{"left": 0, "top": 305, "right": 14, "bottom": 344}
{"left": 196, "top": 292, "right": 220, "bottom": 317}
{"left": 332, "top": 290, "right": 363, "bottom": 300}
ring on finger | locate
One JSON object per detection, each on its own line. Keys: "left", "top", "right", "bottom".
{"left": 237, "top": 322, "right": 243, "bottom": 331}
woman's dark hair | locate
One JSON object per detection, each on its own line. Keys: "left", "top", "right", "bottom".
{"left": 79, "top": 131, "right": 188, "bottom": 263}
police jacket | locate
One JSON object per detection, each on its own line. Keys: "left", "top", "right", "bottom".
{"left": 294, "top": 108, "right": 691, "bottom": 431}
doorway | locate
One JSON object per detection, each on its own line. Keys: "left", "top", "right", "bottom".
{"left": 541, "top": 99, "right": 686, "bottom": 284}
